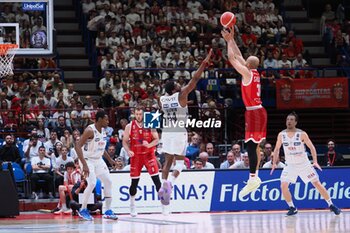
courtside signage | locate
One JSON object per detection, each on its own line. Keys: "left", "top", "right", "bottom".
{"left": 110, "top": 171, "right": 214, "bottom": 213}
{"left": 22, "top": 2, "right": 46, "bottom": 11}
{"left": 109, "top": 168, "right": 350, "bottom": 213}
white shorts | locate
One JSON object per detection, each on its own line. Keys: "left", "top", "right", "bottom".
{"left": 280, "top": 162, "right": 319, "bottom": 184}
{"left": 161, "top": 131, "right": 187, "bottom": 155}
{"left": 80, "top": 158, "right": 109, "bottom": 178}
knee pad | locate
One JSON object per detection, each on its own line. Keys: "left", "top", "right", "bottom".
{"left": 173, "top": 160, "right": 184, "bottom": 173}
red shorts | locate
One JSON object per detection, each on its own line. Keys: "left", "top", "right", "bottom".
{"left": 130, "top": 152, "right": 159, "bottom": 178}
{"left": 245, "top": 107, "right": 267, "bottom": 143}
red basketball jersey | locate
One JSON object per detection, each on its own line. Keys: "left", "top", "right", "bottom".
{"left": 130, "top": 120, "right": 154, "bottom": 155}
{"left": 241, "top": 69, "right": 262, "bottom": 107}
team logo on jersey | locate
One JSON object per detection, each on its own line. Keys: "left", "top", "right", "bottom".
{"left": 163, "top": 104, "right": 169, "bottom": 108}
{"left": 144, "top": 110, "right": 161, "bottom": 129}
{"left": 171, "top": 103, "right": 178, "bottom": 108}
{"left": 294, "top": 142, "right": 301, "bottom": 146}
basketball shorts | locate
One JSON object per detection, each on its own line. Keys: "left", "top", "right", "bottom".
{"left": 130, "top": 152, "right": 159, "bottom": 178}
{"left": 80, "top": 157, "right": 110, "bottom": 179}
{"left": 280, "top": 162, "right": 319, "bottom": 184}
{"left": 245, "top": 107, "right": 267, "bottom": 143}
{"left": 161, "top": 130, "right": 187, "bottom": 156}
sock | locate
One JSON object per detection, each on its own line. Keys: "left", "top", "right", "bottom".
{"left": 255, "top": 170, "right": 259, "bottom": 177}
{"left": 287, "top": 201, "right": 295, "bottom": 208}
{"left": 130, "top": 195, "right": 136, "bottom": 206}
{"left": 105, "top": 197, "right": 112, "bottom": 210}
{"left": 249, "top": 173, "right": 256, "bottom": 180}
{"left": 62, "top": 203, "right": 67, "bottom": 210}
{"left": 162, "top": 179, "right": 167, "bottom": 184}
{"left": 326, "top": 199, "right": 333, "bottom": 207}
{"left": 169, "top": 174, "right": 176, "bottom": 184}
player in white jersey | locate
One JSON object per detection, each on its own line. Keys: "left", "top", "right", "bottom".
{"left": 75, "top": 110, "right": 118, "bottom": 221}
{"left": 271, "top": 112, "right": 341, "bottom": 216}
{"left": 158, "top": 49, "right": 212, "bottom": 210}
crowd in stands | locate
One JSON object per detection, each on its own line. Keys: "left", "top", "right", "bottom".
{"left": 321, "top": 3, "right": 350, "bottom": 75}
{"left": 81, "top": 0, "right": 318, "bottom": 110}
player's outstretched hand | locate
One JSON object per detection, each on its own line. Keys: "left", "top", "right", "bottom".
{"left": 270, "top": 164, "right": 276, "bottom": 175}
{"left": 128, "top": 150, "right": 135, "bottom": 158}
{"left": 82, "top": 164, "right": 90, "bottom": 178}
{"left": 203, "top": 48, "right": 212, "bottom": 64}
{"left": 313, "top": 162, "right": 323, "bottom": 171}
{"left": 221, "top": 27, "right": 234, "bottom": 42}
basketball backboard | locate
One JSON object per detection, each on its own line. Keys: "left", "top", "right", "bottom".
{"left": 0, "top": 0, "right": 54, "bottom": 56}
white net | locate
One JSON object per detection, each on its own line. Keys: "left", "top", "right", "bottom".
{"left": 0, "top": 44, "right": 18, "bottom": 78}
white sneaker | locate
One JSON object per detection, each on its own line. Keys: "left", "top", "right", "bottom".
{"left": 239, "top": 177, "right": 261, "bottom": 198}
{"left": 130, "top": 205, "right": 137, "bottom": 217}
{"left": 53, "top": 209, "right": 63, "bottom": 215}
{"left": 162, "top": 204, "right": 170, "bottom": 216}
{"left": 63, "top": 209, "right": 72, "bottom": 215}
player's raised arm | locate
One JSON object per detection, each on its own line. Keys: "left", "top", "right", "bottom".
{"left": 222, "top": 29, "right": 250, "bottom": 79}
{"left": 75, "top": 127, "right": 93, "bottom": 177}
{"left": 271, "top": 132, "right": 283, "bottom": 174}
{"left": 179, "top": 49, "right": 212, "bottom": 106}
{"left": 222, "top": 28, "right": 245, "bottom": 65}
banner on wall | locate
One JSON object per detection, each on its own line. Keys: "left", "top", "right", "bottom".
{"left": 276, "top": 78, "right": 349, "bottom": 109}
{"left": 110, "top": 168, "right": 350, "bottom": 214}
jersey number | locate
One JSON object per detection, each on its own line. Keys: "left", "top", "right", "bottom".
{"left": 257, "top": 84, "right": 261, "bottom": 97}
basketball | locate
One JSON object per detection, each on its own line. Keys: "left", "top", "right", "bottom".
{"left": 220, "top": 11, "right": 236, "bottom": 28}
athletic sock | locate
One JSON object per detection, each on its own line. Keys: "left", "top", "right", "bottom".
{"left": 326, "top": 199, "right": 333, "bottom": 207}
{"left": 62, "top": 203, "right": 67, "bottom": 210}
{"left": 130, "top": 195, "right": 136, "bottom": 206}
{"left": 162, "top": 179, "right": 167, "bottom": 184}
{"left": 287, "top": 201, "right": 295, "bottom": 208}
{"left": 249, "top": 173, "right": 256, "bottom": 180}
{"left": 169, "top": 174, "right": 176, "bottom": 185}
{"left": 105, "top": 197, "right": 112, "bottom": 210}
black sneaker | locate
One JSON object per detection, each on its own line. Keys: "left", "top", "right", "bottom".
{"left": 286, "top": 207, "right": 298, "bottom": 216}
{"left": 329, "top": 204, "right": 341, "bottom": 215}
{"left": 51, "top": 207, "right": 60, "bottom": 213}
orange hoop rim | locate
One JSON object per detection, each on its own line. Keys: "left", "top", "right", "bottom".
{"left": 0, "top": 44, "right": 19, "bottom": 56}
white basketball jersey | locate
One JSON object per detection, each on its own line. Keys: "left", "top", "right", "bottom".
{"left": 281, "top": 129, "right": 309, "bottom": 164}
{"left": 82, "top": 124, "right": 107, "bottom": 159}
{"left": 160, "top": 92, "right": 188, "bottom": 131}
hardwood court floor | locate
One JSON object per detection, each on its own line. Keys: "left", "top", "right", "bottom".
{"left": 0, "top": 209, "right": 349, "bottom": 233}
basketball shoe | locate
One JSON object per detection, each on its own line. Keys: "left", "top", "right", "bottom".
{"left": 286, "top": 207, "right": 298, "bottom": 216}
{"left": 103, "top": 209, "right": 118, "bottom": 220}
{"left": 130, "top": 205, "right": 137, "bottom": 217}
{"left": 329, "top": 204, "right": 341, "bottom": 215}
{"left": 158, "top": 181, "right": 172, "bottom": 205}
{"left": 238, "top": 177, "right": 261, "bottom": 198}
{"left": 78, "top": 208, "right": 94, "bottom": 221}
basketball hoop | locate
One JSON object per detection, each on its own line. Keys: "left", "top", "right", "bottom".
{"left": 0, "top": 44, "right": 18, "bottom": 78}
